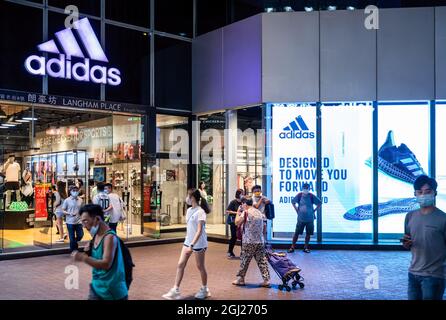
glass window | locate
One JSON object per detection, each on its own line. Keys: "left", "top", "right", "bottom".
{"left": 155, "top": 115, "right": 189, "bottom": 229}
{"left": 47, "top": 12, "right": 101, "bottom": 100}
{"left": 435, "top": 102, "right": 446, "bottom": 213}
{"left": 48, "top": 0, "right": 101, "bottom": 17}
{"left": 155, "top": 0, "right": 193, "bottom": 37}
{"left": 155, "top": 36, "right": 191, "bottom": 110}
{"left": 321, "top": 102, "right": 373, "bottom": 241}
{"left": 105, "top": 0, "right": 149, "bottom": 27}
{"left": 236, "top": 107, "right": 264, "bottom": 196}
{"left": 196, "top": 0, "right": 229, "bottom": 36}
{"left": 377, "top": 102, "right": 430, "bottom": 240}
{"left": 198, "top": 112, "right": 226, "bottom": 234}
{"left": 0, "top": 2, "right": 42, "bottom": 93}
{"left": 271, "top": 103, "right": 317, "bottom": 239}
{"left": 105, "top": 25, "right": 150, "bottom": 105}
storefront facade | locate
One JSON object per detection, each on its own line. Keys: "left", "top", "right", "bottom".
{"left": 0, "top": 0, "right": 194, "bottom": 254}
{"left": 192, "top": 8, "right": 446, "bottom": 245}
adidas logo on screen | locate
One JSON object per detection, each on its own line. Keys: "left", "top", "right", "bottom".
{"left": 24, "top": 18, "right": 121, "bottom": 86}
{"left": 279, "top": 115, "right": 315, "bottom": 139}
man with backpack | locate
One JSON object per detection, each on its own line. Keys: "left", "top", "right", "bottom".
{"left": 73, "top": 204, "right": 133, "bottom": 300}
{"left": 288, "top": 183, "right": 322, "bottom": 253}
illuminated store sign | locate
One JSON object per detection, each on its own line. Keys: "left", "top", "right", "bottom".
{"left": 24, "top": 18, "right": 121, "bottom": 86}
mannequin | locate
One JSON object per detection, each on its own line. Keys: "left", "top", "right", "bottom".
{"left": 4, "top": 155, "right": 21, "bottom": 209}
{"left": 21, "top": 166, "right": 34, "bottom": 206}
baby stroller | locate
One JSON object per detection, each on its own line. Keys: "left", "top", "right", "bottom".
{"left": 266, "top": 246, "right": 305, "bottom": 291}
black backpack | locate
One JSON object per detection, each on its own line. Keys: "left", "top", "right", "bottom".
{"left": 265, "top": 203, "right": 275, "bottom": 220}
{"left": 116, "top": 236, "right": 135, "bottom": 290}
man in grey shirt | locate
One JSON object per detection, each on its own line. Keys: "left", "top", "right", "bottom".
{"left": 62, "top": 185, "right": 84, "bottom": 252}
{"left": 403, "top": 175, "right": 446, "bottom": 300}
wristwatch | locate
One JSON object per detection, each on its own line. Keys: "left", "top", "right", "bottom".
{"left": 190, "top": 244, "right": 194, "bottom": 249}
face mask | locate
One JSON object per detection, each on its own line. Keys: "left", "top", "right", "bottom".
{"left": 303, "top": 189, "right": 309, "bottom": 195}
{"left": 89, "top": 221, "right": 99, "bottom": 237}
{"left": 186, "top": 196, "right": 192, "bottom": 206}
{"left": 416, "top": 194, "right": 435, "bottom": 207}
{"left": 71, "top": 191, "right": 79, "bottom": 197}
{"left": 254, "top": 192, "right": 261, "bottom": 197}
{"left": 104, "top": 190, "right": 110, "bottom": 194}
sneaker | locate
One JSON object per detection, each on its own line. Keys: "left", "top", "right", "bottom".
{"left": 259, "top": 281, "right": 271, "bottom": 288}
{"left": 303, "top": 248, "right": 311, "bottom": 253}
{"left": 55, "top": 238, "right": 65, "bottom": 243}
{"left": 162, "top": 287, "right": 181, "bottom": 300}
{"left": 343, "top": 197, "right": 419, "bottom": 221}
{"left": 232, "top": 277, "right": 246, "bottom": 286}
{"left": 227, "top": 252, "right": 236, "bottom": 259}
{"left": 287, "top": 248, "right": 295, "bottom": 253}
{"left": 63, "top": 234, "right": 68, "bottom": 240}
{"left": 365, "top": 130, "right": 426, "bottom": 184}
{"left": 194, "top": 287, "right": 211, "bottom": 299}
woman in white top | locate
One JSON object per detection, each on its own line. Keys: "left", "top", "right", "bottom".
{"left": 163, "top": 189, "right": 211, "bottom": 300}
{"left": 54, "top": 181, "right": 68, "bottom": 242}
{"left": 198, "top": 181, "right": 208, "bottom": 199}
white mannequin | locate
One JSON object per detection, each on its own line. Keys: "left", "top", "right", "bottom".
{"left": 21, "top": 167, "right": 33, "bottom": 197}
{"left": 4, "top": 155, "right": 21, "bottom": 208}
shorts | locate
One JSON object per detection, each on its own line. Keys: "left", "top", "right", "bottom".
{"left": 5, "top": 182, "right": 20, "bottom": 190}
{"left": 55, "top": 210, "right": 64, "bottom": 218}
{"left": 295, "top": 221, "right": 314, "bottom": 236}
{"left": 184, "top": 244, "right": 207, "bottom": 252}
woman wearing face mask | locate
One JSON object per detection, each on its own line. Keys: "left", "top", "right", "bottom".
{"left": 73, "top": 204, "right": 128, "bottom": 300}
{"left": 163, "top": 190, "right": 211, "bottom": 300}
{"left": 62, "top": 185, "right": 84, "bottom": 252}
{"left": 226, "top": 189, "right": 244, "bottom": 258}
{"left": 54, "top": 181, "right": 68, "bottom": 243}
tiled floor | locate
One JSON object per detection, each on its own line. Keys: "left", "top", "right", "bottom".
{"left": 0, "top": 242, "right": 435, "bottom": 300}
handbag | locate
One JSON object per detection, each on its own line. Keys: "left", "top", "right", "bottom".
{"left": 236, "top": 210, "right": 248, "bottom": 241}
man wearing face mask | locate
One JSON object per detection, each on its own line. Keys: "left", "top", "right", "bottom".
{"left": 73, "top": 204, "right": 128, "bottom": 300}
{"left": 288, "top": 183, "right": 322, "bottom": 253}
{"left": 62, "top": 185, "right": 84, "bottom": 252}
{"left": 403, "top": 175, "right": 446, "bottom": 300}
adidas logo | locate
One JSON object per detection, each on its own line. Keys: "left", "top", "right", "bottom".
{"left": 24, "top": 18, "right": 121, "bottom": 86}
{"left": 279, "top": 115, "right": 315, "bottom": 139}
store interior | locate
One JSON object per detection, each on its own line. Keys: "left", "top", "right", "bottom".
{"left": 0, "top": 103, "right": 144, "bottom": 252}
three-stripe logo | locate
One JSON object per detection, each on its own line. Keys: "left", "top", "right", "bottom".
{"left": 279, "top": 115, "right": 315, "bottom": 139}
{"left": 25, "top": 18, "right": 121, "bottom": 86}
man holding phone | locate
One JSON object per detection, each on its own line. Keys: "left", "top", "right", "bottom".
{"left": 403, "top": 175, "right": 446, "bottom": 300}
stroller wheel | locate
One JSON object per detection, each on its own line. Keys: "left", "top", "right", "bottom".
{"left": 299, "top": 282, "right": 305, "bottom": 289}
{"left": 278, "top": 285, "right": 284, "bottom": 291}
{"left": 286, "top": 286, "right": 291, "bottom": 292}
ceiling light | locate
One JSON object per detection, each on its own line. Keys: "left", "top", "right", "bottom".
{"left": 15, "top": 119, "right": 30, "bottom": 123}
{"left": 347, "top": 6, "right": 355, "bottom": 10}
{"left": 23, "top": 117, "right": 38, "bottom": 121}
{"left": 0, "top": 109, "right": 6, "bottom": 119}
{"left": 265, "top": 7, "right": 275, "bottom": 13}
{"left": 327, "top": 5, "right": 337, "bottom": 11}
{"left": 2, "top": 123, "right": 16, "bottom": 127}
{"left": 304, "top": 6, "right": 314, "bottom": 12}
{"left": 283, "top": 6, "right": 293, "bottom": 12}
